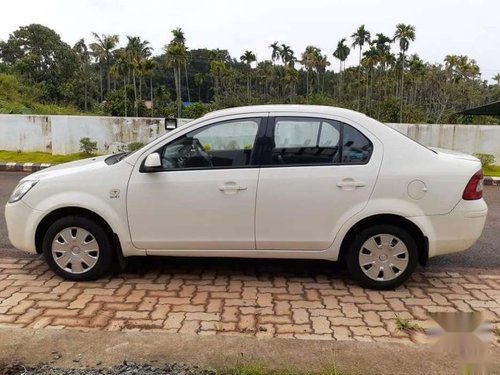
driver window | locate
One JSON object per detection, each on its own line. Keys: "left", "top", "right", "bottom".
{"left": 160, "top": 118, "right": 261, "bottom": 169}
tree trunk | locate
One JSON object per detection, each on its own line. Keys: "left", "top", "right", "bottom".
{"left": 106, "top": 66, "right": 111, "bottom": 97}
{"left": 184, "top": 63, "right": 191, "bottom": 103}
{"left": 150, "top": 76, "right": 154, "bottom": 117}
{"left": 132, "top": 69, "right": 138, "bottom": 117}
{"left": 84, "top": 78, "right": 88, "bottom": 111}
{"left": 400, "top": 53, "right": 405, "bottom": 123}
{"left": 99, "top": 65, "right": 103, "bottom": 103}
{"left": 123, "top": 77, "right": 127, "bottom": 117}
{"left": 175, "top": 66, "right": 182, "bottom": 118}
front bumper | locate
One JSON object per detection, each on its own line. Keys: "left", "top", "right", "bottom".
{"left": 5, "top": 201, "right": 44, "bottom": 254}
{"left": 411, "top": 199, "right": 488, "bottom": 258}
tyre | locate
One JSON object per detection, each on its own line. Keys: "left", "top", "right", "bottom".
{"left": 345, "top": 224, "right": 418, "bottom": 290}
{"left": 42, "top": 216, "right": 114, "bottom": 281}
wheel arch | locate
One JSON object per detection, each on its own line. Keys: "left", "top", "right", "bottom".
{"left": 34, "top": 207, "right": 123, "bottom": 260}
{"left": 338, "top": 214, "right": 428, "bottom": 265}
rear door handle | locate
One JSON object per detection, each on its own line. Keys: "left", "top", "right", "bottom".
{"left": 219, "top": 182, "right": 247, "bottom": 193}
{"left": 337, "top": 179, "right": 366, "bottom": 190}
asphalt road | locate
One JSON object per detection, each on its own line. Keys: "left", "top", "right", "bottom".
{"left": 1, "top": 171, "right": 499, "bottom": 271}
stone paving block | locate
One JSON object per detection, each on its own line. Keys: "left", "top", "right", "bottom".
{"left": 0, "top": 254, "right": 498, "bottom": 345}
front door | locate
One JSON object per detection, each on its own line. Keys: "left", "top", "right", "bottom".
{"left": 256, "top": 115, "right": 381, "bottom": 250}
{"left": 127, "top": 116, "right": 265, "bottom": 251}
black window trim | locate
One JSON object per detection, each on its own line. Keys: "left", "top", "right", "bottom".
{"left": 259, "top": 115, "right": 373, "bottom": 168}
{"left": 139, "top": 116, "right": 269, "bottom": 173}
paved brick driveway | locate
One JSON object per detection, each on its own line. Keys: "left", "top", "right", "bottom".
{"left": 1, "top": 254, "right": 499, "bottom": 344}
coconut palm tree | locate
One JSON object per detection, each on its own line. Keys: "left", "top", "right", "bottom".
{"left": 301, "top": 46, "right": 320, "bottom": 99}
{"left": 269, "top": 42, "right": 281, "bottom": 63}
{"left": 142, "top": 59, "right": 156, "bottom": 117}
{"left": 394, "top": 23, "right": 416, "bottom": 122}
{"left": 170, "top": 28, "right": 191, "bottom": 103}
{"left": 90, "top": 33, "right": 119, "bottom": 101}
{"left": 351, "top": 25, "right": 371, "bottom": 66}
{"left": 125, "top": 36, "right": 152, "bottom": 117}
{"left": 315, "top": 54, "right": 330, "bottom": 93}
{"left": 351, "top": 25, "right": 371, "bottom": 108}
{"left": 210, "top": 59, "right": 226, "bottom": 100}
{"left": 333, "top": 38, "right": 351, "bottom": 100}
{"left": 284, "top": 66, "right": 299, "bottom": 102}
{"left": 166, "top": 42, "right": 188, "bottom": 117}
{"left": 280, "top": 44, "right": 296, "bottom": 67}
{"left": 111, "top": 50, "right": 130, "bottom": 116}
{"left": 194, "top": 72, "right": 206, "bottom": 102}
{"left": 73, "top": 39, "right": 91, "bottom": 111}
{"left": 240, "top": 50, "right": 256, "bottom": 101}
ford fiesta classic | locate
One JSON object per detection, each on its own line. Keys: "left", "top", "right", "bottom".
{"left": 5, "top": 105, "right": 488, "bottom": 289}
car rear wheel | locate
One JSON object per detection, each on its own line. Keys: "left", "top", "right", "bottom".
{"left": 345, "top": 224, "right": 418, "bottom": 290}
{"left": 42, "top": 216, "right": 113, "bottom": 281}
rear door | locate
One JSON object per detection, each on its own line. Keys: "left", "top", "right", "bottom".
{"left": 255, "top": 114, "right": 382, "bottom": 250}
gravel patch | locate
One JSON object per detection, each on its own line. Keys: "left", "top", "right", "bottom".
{"left": 0, "top": 362, "right": 217, "bottom": 375}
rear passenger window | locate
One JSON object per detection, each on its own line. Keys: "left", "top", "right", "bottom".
{"left": 342, "top": 125, "right": 373, "bottom": 164}
{"left": 270, "top": 117, "right": 372, "bottom": 166}
{"left": 272, "top": 118, "right": 341, "bottom": 165}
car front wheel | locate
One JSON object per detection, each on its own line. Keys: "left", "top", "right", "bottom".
{"left": 42, "top": 216, "right": 113, "bottom": 281}
{"left": 345, "top": 224, "right": 418, "bottom": 290}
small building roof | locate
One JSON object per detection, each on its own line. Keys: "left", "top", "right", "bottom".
{"left": 458, "top": 100, "right": 500, "bottom": 116}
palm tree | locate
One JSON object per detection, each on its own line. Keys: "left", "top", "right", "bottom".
{"left": 166, "top": 42, "right": 188, "bottom": 117}
{"left": 170, "top": 28, "right": 191, "bottom": 103}
{"left": 210, "top": 59, "right": 226, "bottom": 100}
{"left": 394, "top": 23, "right": 416, "bottom": 122}
{"left": 194, "top": 73, "right": 206, "bottom": 102}
{"left": 361, "top": 47, "right": 379, "bottom": 111}
{"left": 351, "top": 25, "right": 371, "bottom": 66}
{"left": 142, "top": 59, "right": 156, "bottom": 117}
{"left": 269, "top": 42, "right": 281, "bottom": 63}
{"left": 280, "top": 44, "right": 296, "bottom": 67}
{"left": 351, "top": 25, "right": 371, "bottom": 108}
{"left": 73, "top": 39, "right": 91, "bottom": 111}
{"left": 493, "top": 73, "right": 500, "bottom": 85}
{"left": 240, "top": 50, "right": 256, "bottom": 101}
{"left": 315, "top": 54, "right": 330, "bottom": 93}
{"left": 111, "top": 50, "right": 130, "bottom": 116}
{"left": 333, "top": 38, "right": 351, "bottom": 100}
{"left": 125, "top": 36, "right": 152, "bottom": 117}
{"left": 301, "top": 46, "right": 320, "bottom": 98}
{"left": 90, "top": 33, "right": 119, "bottom": 101}
{"left": 284, "top": 66, "right": 299, "bottom": 102}
{"left": 171, "top": 27, "right": 186, "bottom": 45}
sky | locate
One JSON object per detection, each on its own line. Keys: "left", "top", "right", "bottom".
{"left": 1, "top": 0, "right": 499, "bottom": 81}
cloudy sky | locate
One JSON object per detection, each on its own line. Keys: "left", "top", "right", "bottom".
{"left": 1, "top": 0, "right": 499, "bottom": 80}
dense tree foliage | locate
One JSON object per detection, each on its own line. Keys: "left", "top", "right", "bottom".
{"left": 1, "top": 23, "right": 499, "bottom": 123}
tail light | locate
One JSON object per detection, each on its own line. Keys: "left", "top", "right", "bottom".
{"left": 462, "top": 170, "right": 483, "bottom": 200}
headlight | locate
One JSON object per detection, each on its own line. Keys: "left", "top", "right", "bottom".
{"left": 8, "top": 180, "right": 38, "bottom": 203}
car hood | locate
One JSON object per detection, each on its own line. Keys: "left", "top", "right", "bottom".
{"left": 23, "top": 155, "right": 110, "bottom": 182}
{"left": 429, "top": 147, "right": 479, "bottom": 162}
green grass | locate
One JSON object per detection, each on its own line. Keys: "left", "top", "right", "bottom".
{"left": 0, "top": 150, "right": 92, "bottom": 164}
{"left": 484, "top": 165, "right": 500, "bottom": 177}
{"left": 218, "top": 364, "right": 354, "bottom": 375}
{"left": 394, "top": 316, "right": 420, "bottom": 332}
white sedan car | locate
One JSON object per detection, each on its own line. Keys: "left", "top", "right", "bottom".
{"left": 5, "top": 105, "right": 488, "bottom": 289}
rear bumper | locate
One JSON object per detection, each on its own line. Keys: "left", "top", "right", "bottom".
{"left": 410, "top": 199, "right": 488, "bottom": 258}
{"left": 5, "top": 201, "right": 44, "bottom": 254}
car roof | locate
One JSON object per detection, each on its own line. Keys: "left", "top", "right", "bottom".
{"left": 200, "top": 104, "right": 368, "bottom": 121}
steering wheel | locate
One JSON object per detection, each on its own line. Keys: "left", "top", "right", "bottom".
{"left": 175, "top": 138, "right": 212, "bottom": 168}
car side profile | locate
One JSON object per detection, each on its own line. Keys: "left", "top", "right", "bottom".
{"left": 5, "top": 105, "right": 488, "bottom": 289}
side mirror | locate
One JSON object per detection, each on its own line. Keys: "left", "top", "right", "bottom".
{"left": 143, "top": 153, "right": 162, "bottom": 172}
{"left": 165, "top": 117, "right": 178, "bottom": 131}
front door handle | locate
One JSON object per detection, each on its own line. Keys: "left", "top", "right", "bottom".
{"left": 219, "top": 182, "right": 247, "bottom": 194}
{"left": 337, "top": 178, "right": 366, "bottom": 190}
